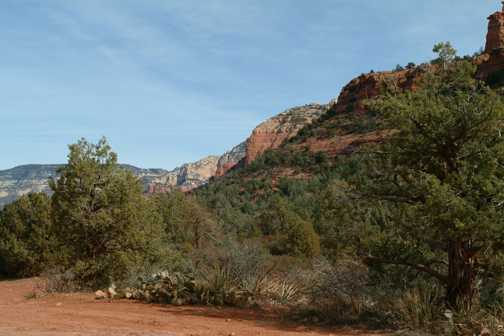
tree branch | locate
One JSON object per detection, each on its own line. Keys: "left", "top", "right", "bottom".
{"left": 364, "top": 255, "right": 448, "bottom": 284}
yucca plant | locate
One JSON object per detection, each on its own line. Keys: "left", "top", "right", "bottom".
{"left": 394, "top": 283, "right": 444, "bottom": 330}
{"left": 264, "top": 277, "right": 303, "bottom": 304}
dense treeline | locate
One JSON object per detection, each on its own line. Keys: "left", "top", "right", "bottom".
{"left": 2, "top": 44, "right": 504, "bottom": 334}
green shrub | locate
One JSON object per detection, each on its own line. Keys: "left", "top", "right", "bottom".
{"left": 0, "top": 193, "right": 57, "bottom": 277}
{"left": 284, "top": 216, "right": 320, "bottom": 258}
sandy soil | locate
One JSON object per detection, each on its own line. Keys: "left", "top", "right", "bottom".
{"left": 0, "top": 278, "right": 386, "bottom": 336}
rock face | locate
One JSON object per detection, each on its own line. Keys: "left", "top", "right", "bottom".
{"left": 285, "top": 65, "right": 432, "bottom": 161}
{"left": 334, "top": 67, "right": 425, "bottom": 115}
{"left": 146, "top": 156, "right": 220, "bottom": 193}
{"left": 215, "top": 142, "right": 247, "bottom": 177}
{"left": 245, "top": 104, "right": 328, "bottom": 164}
{"left": 477, "top": 6, "right": 504, "bottom": 81}
{"left": 0, "top": 165, "right": 61, "bottom": 207}
{"left": 485, "top": 9, "right": 504, "bottom": 53}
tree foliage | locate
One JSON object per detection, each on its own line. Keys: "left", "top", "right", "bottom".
{"left": 0, "top": 193, "right": 56, "bottom": 277}
{"left": 360, "top": 59, "right": 504, "bottom": 308}
{"left": 433, "top": 41, "right": 457, "bottom": 69}
{"left": 153, "top": 191, "right": 219, "bottom": 250}
{"left": 260, "top": 196, "right": 320, "bottom": 258}
{"left": 50, "top": 137, "right": 166, "bottom": 288}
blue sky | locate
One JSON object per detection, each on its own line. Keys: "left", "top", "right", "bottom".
{"left": 0, "top": 0, "right": 498, "bottom": 170}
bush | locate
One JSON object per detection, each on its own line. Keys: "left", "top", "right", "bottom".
{"left": 0, "top": 193, "right": 57, "bottom": 277}
{"left": 126, "top": 241, "right": 277, "bottom": 307}
{"left": 284, "top": 217, "right": 320, "bottom": 258}
{"left": 259, "top": 196, "right": 320, "bottom": 258}
{"left": 153, "top": 192, "right": 219, "bottom": 249}
{"left": 393, "top": 283, "right": 444, "bottom": 331}
{"left": 38, "top": 268, "right": 81, "bottom": 293}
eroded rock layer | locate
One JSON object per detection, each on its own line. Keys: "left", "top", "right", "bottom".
{"left": 333, "top": 67, "right": 425, "bottom": 116}
{"left": 245, "top": 104, "right": 328, "bottom": 165}
{"left": 215, "top": 142, "right": 247, "bottom": 177}
{"left": 146, "top": 156, "right": 220, "bottom": 193}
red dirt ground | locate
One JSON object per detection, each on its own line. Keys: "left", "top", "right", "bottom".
{"left": 0, "top": 278, "right": 386, "bottom": 336}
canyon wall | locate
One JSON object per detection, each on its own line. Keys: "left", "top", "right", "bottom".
{"left": 245, "top": 104, "right": 328, "bottom": 165}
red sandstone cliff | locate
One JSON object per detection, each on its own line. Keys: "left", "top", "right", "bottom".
{"left": 245, "top": 104, "right": 328, "bottom": 165}
{"left": 477, "top": 6, "right": 504, "bottom": 80}
{"left": 285, "top": 66, "right": 429, "bottom": 158}
{"left": 333, "top": 67, "right": 425, "bottom": 115}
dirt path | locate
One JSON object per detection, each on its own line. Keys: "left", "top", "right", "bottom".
{"left": 0, "top": 278, "right": 385, "bottom": 336}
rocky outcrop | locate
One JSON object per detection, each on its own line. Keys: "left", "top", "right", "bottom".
{"left": 146, "top": 156, "right": 220, "bottom": 193}
{"left": 477, "top": 6, "right": 504, "bottom": 81}
{"left": 333, "top": 67, "right": 425, "bottom": 116}
{"left": 215, "top": 142, "right": 246, "bottom": 177}
{"left": 485, "top": 8, "right": 504, "bottom": 53}
{"left": 283, "top": 65, "right": 432, "bottom": 160}
{"left": 245, "top": 104, "right": 328, "bottom": 164}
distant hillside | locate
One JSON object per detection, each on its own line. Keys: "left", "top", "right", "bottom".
{"left": 0, "top": 165, "right": 61, "bottom": 207}
{"left": 0, "top": 157, "right": 228, "bottom": 207}
{"left": 0, "top": 164, "right": 167, "bottom": 207}
{"left": 1, "top": 101, "right": 330, "bottom": 207}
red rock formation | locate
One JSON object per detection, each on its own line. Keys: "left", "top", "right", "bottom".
{"left": 333, "top": 67, "right": 423, "bottom": 115}
{"left": 286, "top": 66, "right": 428, "bottom": 159}
{"left": 215, "top": 162, "right": 239, "bottom": 177}
{"left": 477, "top": 6, "right": 504, "bottom": 80}
{"left": 485, "top": 6, "right": 504, "bottom": 53}
{"left": 245, "top": 104, "right": 328, "bottom": 164}
{"left": 246, "top": 129, "right": 292, "bottom": 165}
{"left": 215, "top": 142, "right": 246, "bottom": 177}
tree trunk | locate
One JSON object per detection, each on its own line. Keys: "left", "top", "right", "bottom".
{"left": 446, "top": 240, "right": 477, "bottom": 309}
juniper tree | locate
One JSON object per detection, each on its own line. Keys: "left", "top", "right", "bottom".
{"left": 50, "top": 137, "right": 165, "bottom": 288}
{"left": 359, "top": 58, "right": 504, "bottom": 309}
